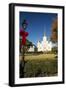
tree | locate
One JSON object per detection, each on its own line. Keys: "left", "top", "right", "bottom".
{"left": 24, "top": 39, "right": 33, "bottom": 52}
{"left": 51, "top": 18, "right": 58, "bottom": 43}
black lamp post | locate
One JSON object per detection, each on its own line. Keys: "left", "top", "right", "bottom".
{"left": 20, "top": 19, "right": 28, "bottom": 78}
{"left": 22, "top": 19, "right": 28, "bottom": 61}
{"left": 22, "top": 19, "right": 28, "bottom": 30}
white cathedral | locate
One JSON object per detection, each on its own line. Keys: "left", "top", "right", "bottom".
{"left": 37, "top": 33, "right": 52, "bottom": 52}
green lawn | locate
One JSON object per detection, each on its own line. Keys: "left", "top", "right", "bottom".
{"left": 20, "top": 53, "right": 58, "bottom": 78}
{"left": 25, "top": 53, "right": 57, "bottom": 61}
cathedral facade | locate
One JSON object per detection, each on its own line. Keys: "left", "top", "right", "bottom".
{"left": 37, "top": 33, "right": 52, "bottom": 52}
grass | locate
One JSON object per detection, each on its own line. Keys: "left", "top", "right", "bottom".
{"left": 25, "top": 53, "right": 56, "bottom": 61}
{"left": 20, "top": 53, "right": 58, "bottom": 78}
{"left": 20, "top": 53, "right": 57, "bottom": 61}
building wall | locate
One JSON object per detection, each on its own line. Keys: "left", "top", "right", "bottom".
{"left": 37, "top": 35, "right": 52, "bottom": 52}
{"left": 28, "top": 46, "right": 35, "bottom": 52}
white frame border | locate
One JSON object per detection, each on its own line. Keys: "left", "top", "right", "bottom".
{"left": 14, "top": 5, "right": 63, "bottom": 84}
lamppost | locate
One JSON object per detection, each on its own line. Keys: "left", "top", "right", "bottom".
{"left": 20, "top": 19, "right": 28, "bottom": 77}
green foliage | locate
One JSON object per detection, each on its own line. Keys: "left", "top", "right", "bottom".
{"left": 26, "top": 39, "right": 33, "bottom": 46}
{"left": 52, "top": 47, "right": 58, "bottom": 53}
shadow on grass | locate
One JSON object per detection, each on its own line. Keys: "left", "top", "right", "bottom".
{"left": 20, "top": 58, "right": 58, "bottom": 78}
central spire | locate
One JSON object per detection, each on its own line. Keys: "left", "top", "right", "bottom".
{"left": 44, "top": 32, "right": 46, "bottom": 36}
{"left": 43, "top": 26, "right": 46, "bottom": 36}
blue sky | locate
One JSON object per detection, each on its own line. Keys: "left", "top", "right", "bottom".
{"left": 19, "top": 12, "right": 57, "bottom": 46}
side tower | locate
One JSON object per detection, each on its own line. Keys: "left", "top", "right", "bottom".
{"left": 37, "top": 41, "right": 42, "bottom": 52}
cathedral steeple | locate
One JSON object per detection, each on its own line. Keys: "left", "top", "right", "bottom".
{"left": 37, "top": 26, "right": 52, "bottom": 52}
{"left": 43, "top": 26, "right": 46, "bottom": 36}
{"left": 44, "top": 32, "right": 46, "bottom": 36}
